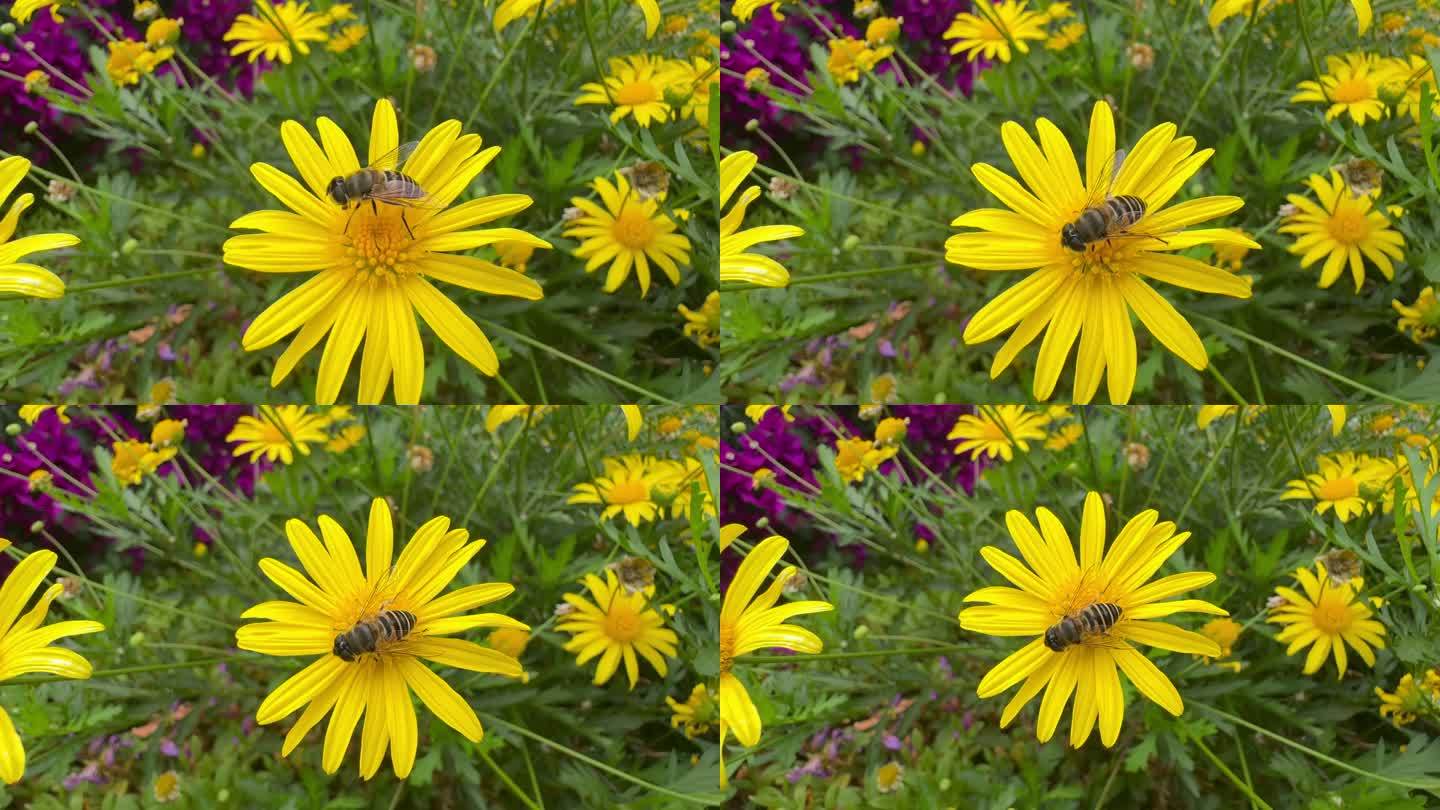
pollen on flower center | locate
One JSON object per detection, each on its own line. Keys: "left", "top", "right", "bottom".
{"left": 605, "top": 479, "right": 649, "bottom": 505}
{"left": 346, "top": 216, "right": 421, "bottom": 279}
{"left": 603, "top": 604, "right": 643, "bottom": 642}
{"left": 1327, "top": 208, "right": 1370, "bottom": 244}
{"left": 615, "top": 80, "right": 658, "bottom": 106}
{"left": 1313, "top": 600, "right": 1353, "bottom": 633}
{"left": 1316, "top": 477, "right": 1359, "bottom": 500}
{"left": 718, "top": 628, "right": 734, "bottom": 674}
{"left": 1331, "top": 77, "right": 1372, "bottom": 104}
{"left": 611, "top": 209, "right": 657, "bottom": 249}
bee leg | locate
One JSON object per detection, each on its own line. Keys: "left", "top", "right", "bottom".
{"left": 401, "top": 210, "right": 415, "bottom": 240}
{"left": 371, "top": 198, "right": 379, "bottom": 216}
{"left": 344, "top": 205, "right": 358, "bottom": 235}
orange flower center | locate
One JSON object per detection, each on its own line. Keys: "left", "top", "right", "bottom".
{"left": 1331, "top": 76, "right": 1373, "bottom": 104}
{"left": 1316, "top": 477, "right": 1359, "bottom": 501}
{"left": 719, "top": 626, "right": 734, "bottom": 674}
{"left": 345, "top": 214, "right": 421, "bottom": 279}
{"left": 1326, "top": 207, "right": 1369, "bottom": 245}
{"left": 604, "top": 601, "right": 642, "bottom": 642}
{"left": 605, "top": 478, "right": 649, "bottom": 505}
{"left": 1312, "top": 597, "right": 1353, "bottom": 634}
{"left": 614, "top": 79, "right": 658, "bottom": 106}
{"left": 611, "top": 207, "right": 656, "bottom": 250}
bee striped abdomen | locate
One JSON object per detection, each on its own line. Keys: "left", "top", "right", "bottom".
{"left": 333, "top": 610, "right": 417, "bottom": 662}
{"left": 1043, "top": 603, "right": 1122, "bottom": 652}
{"left": 1076, "top": 602, "right": 1122, "bottom": 634}
{"left": 1104, "top": 195, "right": 1146, "bottom": 229}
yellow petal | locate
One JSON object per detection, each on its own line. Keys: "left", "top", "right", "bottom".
{"left": 398, "top": 657, "right": 483, "bottom": 741}
{"left": 407, "top": 637, "right": 524, "bottom": 678}
{"left": 0, "top": 706, "right": 23, "bottom": 784}
{"left": 256, "top": 654, "right": 347, "bottom": 725}
{"left": 719, "top": 671, "right": 761, "bottom": 747}
{"left": 1112, "top": 643, "right": 1182, "bottom": 715}
{"left": 322, "top": 665, "right": 368, "bottom": 773}
{"left": 975, "top": 637, "right": 1051, "bottom": 698}
{"left": 368, "top": 98, "right": 399, "bottom": 167}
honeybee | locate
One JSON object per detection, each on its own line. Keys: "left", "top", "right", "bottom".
{"left": 621, "top": 160, "right": 670, "bottom": 201}
{"left": 327, "top": 141, "right": 431, "bottom": 240}
{"left": 1060, "top": 149, "right": 1167, "bottom": 262}
{"left": 608, "top": 556, "right": 657, "bottom": 594}
{"left": 1043, "top": 602, "right": 1123, "bottom": 652}
{"left": 334, "top": 608, "right": 417, "bottom": 661}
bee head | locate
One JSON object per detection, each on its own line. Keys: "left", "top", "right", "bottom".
{"left": 326, "top": 177, "right": 348, "bottom": 205}
{"left": 333, "top": 634, "right": 355, "bottom": 662}
{"left": 1060, "top": 223, "right": 1086, "bottom": 253}
{"left": 1043, "top": 624, "right": 1066, "bottom": 652}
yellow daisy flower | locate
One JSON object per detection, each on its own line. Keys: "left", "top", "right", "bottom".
{"left": 1281, "top": 170, "right": 1406, "bottom": 292}
{"left": 1291, "top": 53, "right": 1390, "bottom": 125}
{"left": 656, "top": 456, "right": 715, "bottom": 518}
{"left": 1268, "top": 563, "right": 1385, "bottom": 678}
{"left": 1384, "top": 55, "right": 1439, "bottom": 123}
{"left": 666, "top": 683, "right": 717, "bottom": 738}
{"left": 111, "top": 439, "right": 167, "bottom": 487}
{"left": 866, "top": 16, "right": 901, "bottom": 45}
{"left": 961, "top": 492, "right": 1226, "bottom": 747}
{"left": 146, "top": 17, "right": 183, "bottom": 46}
{"left": 150, "top": 418, "right": 187, "bottom": 449}
{"left": 943, "top": 0, "right": 1048, "bottom": 63}
{"left": 227, "top": 405, "right": 332, "bottom": 464}
{"left": 326, "top": 23, "right": 367, "bottom": 52}
{"left": 326, "top": 424, "right": 366, "bottom": 453}
{"left": 556, "top": 570, "right": 678, "bottom": 688}
{"left": 833, "top": 437, "right": 897, "bottom": 483}
{"left": 719, "top": 534, "right": 833, "bottom": 786}
{"left": 1198, "top": 617, "right": 1242, "bottom": 661}
{"left": 223, "top": 99, "right": 549, "bottom": 403}
{"left": 720, "top": 151, "right": 805, "bottom": 288}
{"left": 1045, "top": 422, "right": 1083, "bottom": 450}
{"left": 224, "top": 0, "right": 331, "bottom": 64}
{"left": 1280, "top": 452, "right": 1395, "bottom": 522}
{"left": 949, "top": 101, "right": 1255, "bottom": 403}
{"left": 1394, "top": 286, "right": 1440, "bottom": 343}
{"left": 563, "top": 171, "right": 691, "bottom": 297}
{"left": 677, "top": 57, "right": 717, "bottom": 128}
{"left": 236, "top": 498, "right": 526, "bottom": 778}
{"left": 8, "top": 0, "right": 64, "bottom": 24}
{"left": 948, "top": 405, "right": 1049, "bottom": 461}
{"left": 575, "top": 55, "right": 682, "bottom": 127}
{"left": 1045, "top": 21, "right": 1085, "bottom": 50}
{"left": 0, "top": 157, "right": 79, "bottom": 299}
{"left": 1376, "top": 670, "right": 1440, "bottom": 727}
{"left": 826, "top": 37, "right": 893, "bottom": 85}
{"left": 568, "top": 455, "right": 666, "bottom": 525}
{"left": 0, "top": 539, "right": 105, "bottom": 783}
{"left": 679, "top": 290, "right": 721, "bottom": 348}
{"left": 874, "top": 416, "right": 909, "bottom": 447}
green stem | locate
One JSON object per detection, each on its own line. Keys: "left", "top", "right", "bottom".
{"left": 745, "top": 643, "right": 978, "bottom": 664}
{"left": 464, "top": 2, "right": 545, "bottom": 130}
{"left": 1190, "top": 734, "right": 1273, "bottom": 810}
{"left": 1178, "top": 18, "right": 1252, "bottom": 134}
{"left": 476, "top": 319, "right": 680, "bottom": 405}
{"left": 479, "top": 749, "right": 544, "bottom": 810}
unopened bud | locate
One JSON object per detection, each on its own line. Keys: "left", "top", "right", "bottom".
{"left": 721, "top": 20, "right": 736, "bottom": 33}
{"left": 23, "top": 121, "right": 38, "bottom": 134}
{"left": 121, "top": 238, "right": 140, "bottom": 255}
{"left": 744, "top": 118, "right": 759, "bottom": 132}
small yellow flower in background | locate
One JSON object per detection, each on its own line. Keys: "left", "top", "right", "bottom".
{"left": 236, "top": 498, "right": 527, "bottom": 779}
{"left": 18, "top": 405, "right": 67, "bottom": 425}
{"left": 1376, "top": 670, "right": 1440, "bottom": 727}
{"left": 1281, "top": 452, "right": 1394, "bottom": 521}
{"left": 495, "top": 240, "right": 536, "bottom": 273}
{"left": 961, "top": 492, "right": 1226, "bottom": 747}
{"left": 864, "top": 373, "right": 899, "bottom": 417}
{"left": 875, "top": 417, "right": 909, "bottom": 447}
{"left": 153, "top": 770, "right": 181, "bottom": 803}
{"left": 664, "top": 14, "right": 688, "bottom": 34}
{"left": 656, "top": 456, "right": 715, "bottom": 518}
{"left": 224, "top": 98, "right": 549, "bottom": 403}
{"left": 1394, "top": 287, "right": 1440, "bottom": 343}
{"left": 27, "top": 470, "right": 52, "bottom": 493}
{"left": 1212, "top": 228, "right": 1254, "bottom": 271}
{"left": 486, "top": 405, "right": 556, "bottom": 433}
{"left": 325, "top": 424, "right": 366, "bottom": 452}
{"left": 227, "top": 405, "right": 331, "bottom": 465}
{"left": 944, "top": 0, "right": 1048, "bottom": 63}
{"left": 826, "top": 37, "right": 893, "bottom": 85}
{"left": 1282, "top": 170, "right": 1406, "bottom": 292}
{"left": 146, "top": 17, "right": 183, "bottom": 46}
{"left": 134, "top": 0, "right": 160, "bottom": 20}
{"left": 1045, "top": 422, "right": 1084, "bottom": 450}
{"left": 676, "top": 57, "right": 717, "bottom": 127}
{"left": 1380, "top": 54, "right": 1438, "bottom": 123}
{"left": 150, "top": 418, "right": 187, "bottom": 450}
{"left": 751, "top": 468, "right": 774, "bottom": 490}
{"left": 1044, "top": 1, "right": 1071, "bottom": 19}
{"left": 576, "top": 55, "right": 682, "bottom": 127}
{"left": 1268, "top": 563, "right": 1385, "bottom": 678}
{"left": 564, "top": 171, "right": 691, "bottom": 297}
{"left": 0, "top": 157, "right": 80, "bottom": 300}
{"left": 111, "top": 440, "right": 166, "bottom": 486}
{"left": 22, "top": 70, "right": 49, "bottom": 93}
{"left": 1291, "top": 53, "right": 1389, "bottom": 126}
{"left": 326, "top": 2, "right": 355, "bottom": 21}
{"left": 833, "top": 436, "right": 897, "bottom": 484}
{"left": 568, "top": 455, "right": 666, "bottom": 525}
{"left": 679, "top": 291, "right": 721, "bottom": 348}
{"left": 556, "top": 570, "right": 678, "bottom": 688}
{"left": 326, "top": 23, "right": 367, "bottom": 52}
{"left": 0, "top": 538, "right": 104, "bottom": 783}
{"left": 720, "top": 534, "right": 833, "bottom": 786}
{"left": 1198, "top": 618, "right": 1243, "bottom": 670}
{"left": 487, "top": 627, "right": 530, "bottom": 660}
{"left": 949, "top": 405, "right": 1049, "bottom": 461}
{"left": 1379, "top": 12, "right": 1408, "bottom": 34}
{"left": 1195, "top": 404, "right": 1267, "bottom": 429}
{"left": 137, "top": 378, "right": 176, "bottom": 421}
{"left": 743, "top": 67, "right": 770, "bottom": 89}
{"left": 1044, "top": 21, "right": 1085, "bottom": 50}
{"left": 667, "top": 684, "right": 717, "bottom": 738}
{"left": 865, "top": 16, "right": 902, "bottom": 46}
{"left": 746, "top": 404, "right": 794, "bottom": 422}
{"left": 948, "top": 101, "right": 1255, "bottom": 403}
{"left": 876, "top": 761, "right": 905, "bottom": 793}
{"left": 720, "top": 151, "right": 805, "bottom": 288}
{"left": 8, "top": 0, "right": 64, "bottom": 24}
{"left": 224, "top": 0, "right": 332, "bottom": 64}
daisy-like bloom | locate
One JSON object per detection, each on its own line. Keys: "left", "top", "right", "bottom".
{"left": 146, "top": 17, "right": 183, "bottom": 46}
{"left": 866, "top": 16, "right": 901, "bottom": 45}
{"left": 326, "top": 23, "right": 367, "bottom": 52}
{"left": 1045, "top": 422, "right": 1083, "bottom": 450}
{"left": 151, "top": 418, "right": 187, "bottom": 450}
{"left": 0, "top": 157, "right": 79, "bottom": 300}
{"left": 223, "top": 99, "right": 549, "bottom": 403}
{"left": 720, "top": 151, "right": 804, "bottom": 288}
{"left": 17, "top": 405, "right": 67, "bottom": 424}
{"left": 948, "top": 405, "right": 1049, "bottom": 462}
{"left": 111, "top": 439, "right": 167, "bottom": 486}
{"left": 486, "top": 627, "right": 530, "bottom": 660}
{"left": 1291, "top": 53, "right": 1390, "bottom": 126}
{"left": 575, "top": 55, "right": 682, "bottom": 127}
{"left": 106, "top": 39, "right": 173, "bottom": 86}
{"left": 677, "top": 57, "right": 717, "bottom": 128}
{"left": 720, "top": 534, "right": 833, "bottom": 786}
{"left": 960, "top": 492, "right": 1227, "bottom": 747}
{"left": 326, "top": 424, "right": 366, "bottom": 453}
{"left": 1384, "top": 55, "right": 1439, "bottom": 123}
{"left": 568, "top": 455, "right": 666, "bottom": 525}
{"left": 1280, "top": 451, "right": 1394, "bottom": 521}
{"left": 563, "top": 171, "right": 691, "bottom": 296}
{"left": 679, "top": 291, "right": 721, "bottom": 348}
{"left": 227, "top": 405, "right": 331, "bottom": 464}
{"left": 1376, "top": 670, "right": 1440, "bottom": 727}
{"left": 1267, "top": 562, "right": 1385, "bottom": 678}
{"left": 153, "top": 770, "right": 181, "bottom": 802}
{"left": 948, "top": 101, "right": 1256, "bottom": 403}
{"left": 943, "top": 0, "right": 1048, "bottom": 64}
{"left": 1198, "top": 617, "right": 1242, "bottom": 666}
{"left": 484, "top": 405, "right": 556, "bottom": 432}
{"left": 555, "top": 570, "right": 678, "bottom": 688}
{"left": 0, "top": 538, "right": 105, "bottom": 783}
{"left": 876, "top": 761, "right": 904, "bottom": 793}
{"left": 656, "top": 456, "right": 715, "bottom": 519}
{"left": 237, "top": 499, "right": 527, "bottom": 778}
{"left": 224, "top": 0, "right": 331, "bottom": 64}
{"left": 1045, "top": 21, "right": 1085, "bottom": 51}
{"left": 833, "top": 437, "right": 897, "bottom": 483}
{"left": 874, "top": 416, "right": 909, "bottom": 447}
{"left": 1394, "top": 287, "right": 1440, "bottom": 343}
{"left": 667, "top": 683, "right": 717, "bottom": 738}
{"left": 1281, "top": 170, "right": 1406, "bottom": 292}
{"left": 826, "top": 37, "right": 893, "bottom": 85}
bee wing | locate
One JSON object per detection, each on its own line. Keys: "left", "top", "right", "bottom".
{"left": 367, "top": 140, "right": 421, "bottom": 172}
{"left": 367, "top": 180, "right": 445, "bottom": 209}
{"left": 1077, "top": 148, "right": 1127, "bottom": 211}
{"left": 357, "top": 565, "right": 404, "bottom": 616}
